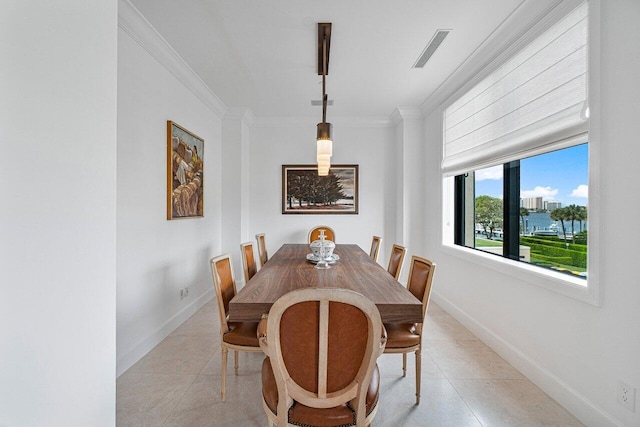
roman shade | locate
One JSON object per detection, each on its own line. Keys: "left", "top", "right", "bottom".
{"left": 442, "top": 1, "right": 588, "bottom": 176}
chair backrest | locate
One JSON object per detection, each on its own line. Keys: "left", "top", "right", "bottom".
{"left": 369, "top": 236, "right": 382, "bottom": 262}
{"left": 386, "top": 244, "right": 407, "bottom": 281}
{"left": 240, "top": 242, "right": 258, "bottom": 283}
{"left": 210, "top": 254, "right": 237, "bottom": 334}
{"left": 261, "top": 288, "right": 385, "bottom": 426}
{"left": 308, "top": 225, "right": 335, "bottom": 243}
{"left": 406, "top": 256, "right": 436, "bottom": 321}
{"left": 255, "top": 233, "right": 268, "bottom": 267}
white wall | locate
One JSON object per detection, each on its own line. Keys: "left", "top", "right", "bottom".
{"left": 0, "top": 1, "right": 117, "bottom": 426}
{"left": 248, "top": 119, "right": 398, "bottom": 265}
{"left": 424, "top": 1, "right": 640, "bottom": 426}
{"left": 116, "top": 7, "right": 223, "bottom": 375}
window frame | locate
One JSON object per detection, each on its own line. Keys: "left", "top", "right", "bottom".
{"left": 440, "top": 0, "right": 601, "bottom": 306}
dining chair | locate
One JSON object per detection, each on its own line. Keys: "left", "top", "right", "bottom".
{"left": 308, "top": 225, "right": 335, "bottom": 243}
{"left": 369, "top": 236, "right": 382, "bottom": 262}
{"left": 210, "top": 254, "right": 262, "bottom": 401}
{"left": 258, "top": 287, "right": 387, "bottom": 427}
{"left": 386, "top": 244, "right": 407, "bottom": 281}
{"left": 256, "top": 233, "right": 268, "bottom": 267}
{"left": 240, "top": 241, "right": 258, "bottom": 284}
{"left": 383, "top": 255, "right": 436, "bottom": 404}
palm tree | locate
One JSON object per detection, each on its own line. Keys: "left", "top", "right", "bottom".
{"left": 550, "top": 207, "right": 569, "bottom": 247}
{"left": 576, "top": 205, "right": 588, "bottom": 232}
{"left": 565, "top": 204, "right": 580, "bottom": 237}
{"left": 519, "top": 207, "right": 529, "bottom": 235}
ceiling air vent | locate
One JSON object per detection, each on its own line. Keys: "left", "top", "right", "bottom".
{"left": 413, "top": 29, "right": 451, "bottom": 68}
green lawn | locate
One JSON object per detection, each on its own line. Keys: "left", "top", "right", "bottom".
{"left": 475, "top": 237, "right": 503, "bottom": 247}
{"left": 476, "top": 236, "right": 586, "bottom": 276}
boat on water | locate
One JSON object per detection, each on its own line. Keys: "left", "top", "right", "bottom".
{"left": 531, "top": 223, "right": 560, "bottom": 236}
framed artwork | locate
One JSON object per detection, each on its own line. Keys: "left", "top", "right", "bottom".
{"left": 167, "top": 121, "right": 204, "bottom": 219}
{"left": 282, "top": 164, "right": 359, "bottom": 214}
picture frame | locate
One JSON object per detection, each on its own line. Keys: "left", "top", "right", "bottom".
{"left": 282, "top": 164, "right": 359, "bottom": 214}
{"left": 167, "top": 121, "right": 204, "bottom": 219}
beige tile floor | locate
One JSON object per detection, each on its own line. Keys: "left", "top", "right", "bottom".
{"left": 117, "top": 300, "right": 583, "bottom": 426}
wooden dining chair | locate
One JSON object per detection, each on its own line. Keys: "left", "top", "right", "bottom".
{"left": 210, "top": 254, "right": 262, "bottom": 401}
{"left": 386, "top": 244, "right": 407, "bottom": 280}
{"left": 369, "top": 236, "right": 382, "bottom": 262}
{"left": 240, "top": 241, "right": 258, "bottom": 284}
{"left": 383, "top": 256, "right": 435, "bottom": 404}
{"left": 258, "top": 287, "right": 387, "bottom": 427}
{"left": 255, "top": 233, "right": 268, "bottom": 267}
{"left": 308, "top": 225, "right": 335, "bottom": 243}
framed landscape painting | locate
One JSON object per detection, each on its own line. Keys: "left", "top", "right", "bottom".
{"left": 282, "top": 164, "right": 359, "bottom": 214}
{"left": 167, "top": 121, "right": 204, "bottom": 220}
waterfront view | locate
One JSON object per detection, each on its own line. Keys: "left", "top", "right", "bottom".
{"left": 472, "top": 144, "right": 589, "bottom": 278}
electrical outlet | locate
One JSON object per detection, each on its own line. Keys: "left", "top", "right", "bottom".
{"left": 617, "top": 381, "right": 636, "bottom": 412}
{"left": 180, "top": 288, "right": 189, "bottom": 300}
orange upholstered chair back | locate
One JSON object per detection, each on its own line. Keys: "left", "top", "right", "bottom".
{"left": 406, "top": 256, "right": 436, "bottom": 321}
{"left": 386, "top": 244, "right": 407, "bottom": 281}
{"left": 308, "top": 226, "right": 335, "bottom": 243}
{"left": 260, "top": 288, "right": 385, "bottom": 421}
{"left": 210, "top": 254, "right": 237, "bottom": 333}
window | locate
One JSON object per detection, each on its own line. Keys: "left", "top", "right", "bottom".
{"left": 454, "top": 144, "right": 588, "bottom": 278}
{"left": 441, "top": 1, "right": 598, "bottom": 300}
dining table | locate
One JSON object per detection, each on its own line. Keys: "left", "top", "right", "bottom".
{"left": 228, "top": 243, "right": 423, "bottom": 323}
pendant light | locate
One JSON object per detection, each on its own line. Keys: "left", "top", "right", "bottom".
{"left": 316, "top": 23, "right": 332, "bottom": 176}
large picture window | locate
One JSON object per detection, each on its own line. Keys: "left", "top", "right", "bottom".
{"left": 443, "top": 1, "right": 594, "bottom": 290}
{"left": 454, "top": 144, "right": 588, "bottom": 278}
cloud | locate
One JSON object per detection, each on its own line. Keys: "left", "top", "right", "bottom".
{"left": 475, "top": 165, "right": 503, "bottom": 181}
{"left": 520, "top": 186, "right": 559, "bottom": 199}
{"left": 570, "top": 184, "right": 588, "bottom": 198}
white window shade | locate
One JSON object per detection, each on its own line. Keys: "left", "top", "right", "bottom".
{"left": 443, "top": 2, "right": 588, "bottom": 176}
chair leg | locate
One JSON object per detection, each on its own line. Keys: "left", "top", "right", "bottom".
{"left": 222, "top": 346, "right": 228, "bottom": 402}
{"left": 234, "top": 350, "right": 239, "bottom": 375}
{"left": 415, "top": 347, "right": 421, "bottom": 405}
{"left": 402, "top": 353, "right": 407, "bottom": 377}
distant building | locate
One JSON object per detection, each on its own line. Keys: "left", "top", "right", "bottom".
{"left": 545, "top": 201, "right": 562, "bottom": 211}
{"left": 521, "top": 197, "right": 543, "bottom": 210}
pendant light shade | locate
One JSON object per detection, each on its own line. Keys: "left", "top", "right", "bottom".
{"left": 317, "top": 123, "right": 333, "bottom": 159}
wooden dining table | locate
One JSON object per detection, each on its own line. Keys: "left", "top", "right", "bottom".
{"left": 228, "top": 243, "right": 423, "bottom": 323}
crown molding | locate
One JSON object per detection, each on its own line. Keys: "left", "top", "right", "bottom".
{"left": 223, "top": 107, "right": 256, "bottom": 126}
{"left": 118, "top": 0, "right": 227, "bottom": 117}
{"left": 390, "top": 107, "right": 424, "bottom": 125}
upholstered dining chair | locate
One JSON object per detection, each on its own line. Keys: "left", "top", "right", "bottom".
{"left": 256, "top": 233, "right": 268, "bottom": 267}
{"left": 210, "top": 254, "right": 262, "bottom": 401}
{"left": 308, "top": 225, "right": 335, "bottom": 243}
{"left": 383, "top": 255, "right": 436, "bottom": 404}
{"left": 240, "top": 241, "right": 258, "bottom": 284}
{"left": 258, "top": 287, "right": 387, "bottom": 427}
{"left": 386, "top": 244, "right": 407, "bottom": 281}
{"left": 369, "top": 236, "right": 382, "bottom": 262}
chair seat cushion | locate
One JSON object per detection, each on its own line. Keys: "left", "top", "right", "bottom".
{"left": 223, "top": 322, "right": 260, "bottom": 347}
{"left": 262, "top": 357, "right": 379, "bottom": 427}
{"left": 383, "top": 323, "right": 420, "bottom": 349}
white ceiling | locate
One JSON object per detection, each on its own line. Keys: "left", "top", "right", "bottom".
{"left": 129, "top": 0, "right": 559, "bottom": 118}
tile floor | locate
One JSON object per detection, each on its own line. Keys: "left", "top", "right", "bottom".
{"left": 117, "top": 300, "right": 583, "bottom": 426}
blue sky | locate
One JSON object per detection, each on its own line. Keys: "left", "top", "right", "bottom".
{"left": 475, "top": 144, "right": 588, "bottom": 206}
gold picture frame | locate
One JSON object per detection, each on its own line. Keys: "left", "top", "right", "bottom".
{"left": 167, "top": 121, "right": 204, "bottom": 219}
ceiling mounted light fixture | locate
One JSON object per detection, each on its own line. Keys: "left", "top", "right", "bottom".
{"left": 316, "top": 22, "right": 332, "bottom": 176}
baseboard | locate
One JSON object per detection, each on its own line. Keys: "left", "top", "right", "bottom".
{"left": 116, "top": 288, "right": 214, "bottom": 377}
{"left": 431, "top": 291, "right": 623, "bottom": 427}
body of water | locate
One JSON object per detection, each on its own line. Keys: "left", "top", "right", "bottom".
{"left": 522, "top": 211, "right": 587, "bottom": 235}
